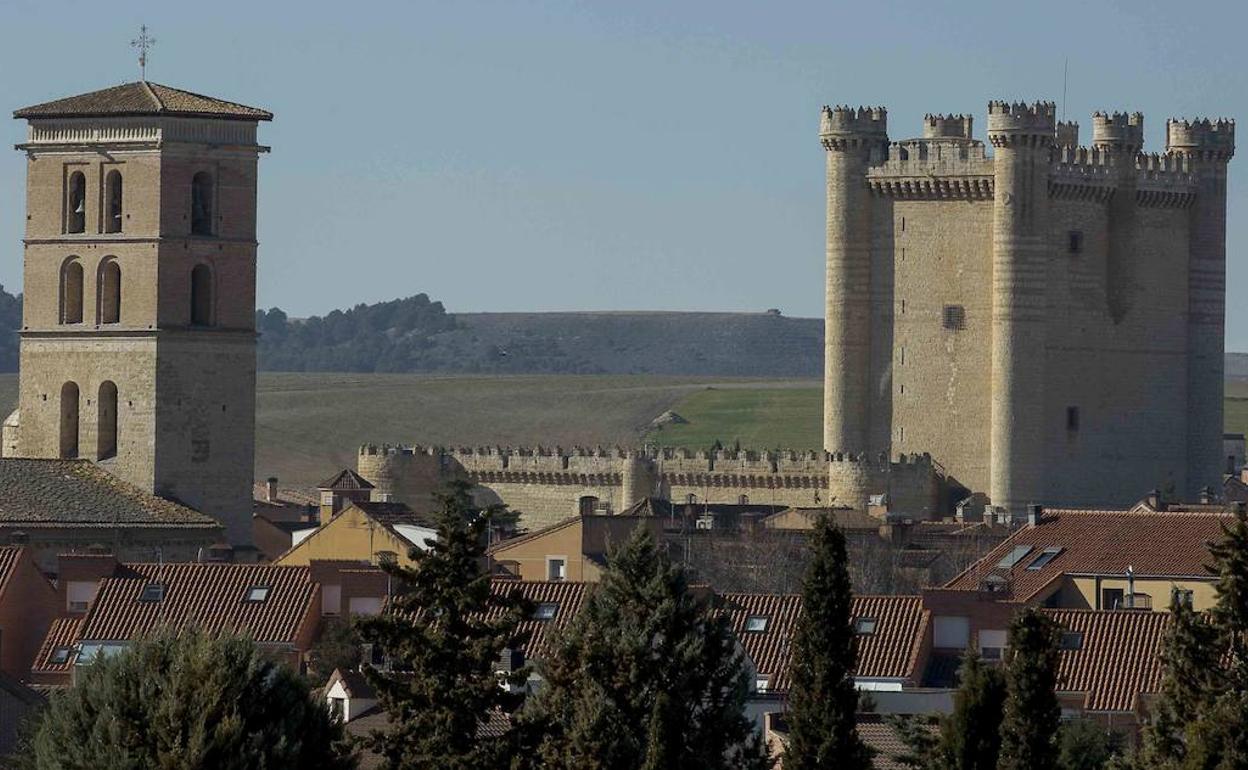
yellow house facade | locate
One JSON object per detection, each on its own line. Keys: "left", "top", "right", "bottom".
{"left": 276, "top": 502, "right": 436, "bottom": 569}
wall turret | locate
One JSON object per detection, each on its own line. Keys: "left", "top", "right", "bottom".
{"left": 1167, "top": 116, "right": 1236, "bottom": 497}
{"left": 923, "top": 113, "right": 973, "bottom": 140}
{"left": 1091, "top": 111, "right": 1145, "bottom": 153}
{"left": 1055, "top": 121, "right": 1079, "bottom": 147}
{"left": 620, "top": 450, "right": 658, "bottom": 508}
{"left": 821, "top": 106, "right": 888, "bottom": 455}
{"left": 1092, "top": 111, "right": 1146, "bottom": 323}
{"left": 986, "top": 101, "right": 1055, "bottom": 514}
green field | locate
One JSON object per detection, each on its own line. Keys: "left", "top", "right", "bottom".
{"left": 1, "top": 372, "right": 1244, "bottom": 493}
{"left": 642, "top": 384, "right": 822, "bottom": 451}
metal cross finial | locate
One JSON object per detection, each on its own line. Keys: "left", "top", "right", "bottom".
{"left": 131, "top": 25, "right": 156, "bottom": 81}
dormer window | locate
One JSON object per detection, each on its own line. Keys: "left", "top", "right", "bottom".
{"left": 745, "top": 615, "right": 768, "bottom": 633}
{"left": 1059, "top": 632, "right": 1084, "bottom": 650}
{"left": 50, "top": 647, "right": 72, "bottom": 665}
{"left": 855, "top": 617, "right": 877, "bottom": 635}
{"left": 534, "top": 603, "right": 558, "bottom": 621}
{"left": 755, "top": 674, "right": 771, "bottom": 693}
{"left": 995, "top": 545, "right": 1033, "bottom": 569}
{"left": 245, "top": 585, "right": 270, "bottom": 603}
{"left": 1025, "top": 547, "right": 1063, "bottom": 571}
{"left": 138, "top": 583, "right": 165, "bottom": 603}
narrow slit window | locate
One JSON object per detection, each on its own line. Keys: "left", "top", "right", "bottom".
{"left": 1066, "top": 406, "right": 1080, "bottom": 432}
{"left": 1068, "top": 230, "right": 1083, "bottom": 254}
{"left": 105, "top": 170, "right": 123, "bottom": 233}
{"left": 66, "top": 171, "right": 86, "bottom": 234}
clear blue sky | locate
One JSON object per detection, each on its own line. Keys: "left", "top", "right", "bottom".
{"left": 1, "top": 0, "right": 1246, "bottom": 349}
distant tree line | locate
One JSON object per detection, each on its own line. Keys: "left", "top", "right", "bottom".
{"left": 0, "top": 285, "right": 19, "bottom": 372}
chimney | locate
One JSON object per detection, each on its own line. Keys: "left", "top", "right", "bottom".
{"left": 1027, "top": 504, "right": 1043, "bottom": 527}
{"left": 206, "top": 543, "right": 235, "bottom": 563}
{"left": 265, "top": 476, "right": 279, "bottom": 504}
{"left": 1145, "top": 489, "right": 1162, "bottom": 511}
{"left": 1200, "top": 486, "right": 1215, "bottom": 505}
{"left": 1242, "top": 467, "right": 1248, "bottom": 485}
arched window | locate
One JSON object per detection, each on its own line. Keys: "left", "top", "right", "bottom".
{"left": 104, "top": 170, "right": 123, "bottom": 234}
{"left": 97, "top": 381, "right": 118, "bottom": 460}
{"left": 738, "top": 494, "right": 750, "bottom": 505}
{"left": 66, "top": 171, "right": 86, "bottom": 234}
{"left": 59, "top": 382, "right": 79, "bottom": 459}
{"left": 191, "top": 172, "right": 213, "bottom": 235}
{"left": 60, "top": 259, "right": 84, "bottom": 324}
{"left": 98, "top": 259, "right": 121, "bottom": 324}
{"left": 190, "top": 264, "right": 213, "bottom": 326}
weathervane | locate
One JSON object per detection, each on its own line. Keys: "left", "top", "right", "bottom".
{"left": 131, "top": 25, "right": 156, "bottom": 81}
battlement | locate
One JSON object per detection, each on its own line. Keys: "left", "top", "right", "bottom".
{"left": 867, "top": 139, "right": 993, "bottom": 199}
{"left": 986, "top": 101, "right": 1056, "bottom": 141}
{"left": 1091, "top": 111, "right": 1145, "bottom": 151}
{"left": 820, "top": 105, "right": 888, "bottom": 135}
{"left": 1166, "top": 118, "right": 1236, "bottom": 160}
{"left": 923, "top": 113, "right": 973, "bottom": 140}
{"left": 1055, "top": 121, "right": 1079, "bottom": 147}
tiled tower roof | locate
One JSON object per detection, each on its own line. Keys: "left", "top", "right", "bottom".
{"left": 14, "top": 81, "right": 272, "bottom": 121}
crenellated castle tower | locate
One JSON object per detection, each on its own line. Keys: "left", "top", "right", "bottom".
{"left": 820, "top": 99, "right": 1235, "bottom": 514}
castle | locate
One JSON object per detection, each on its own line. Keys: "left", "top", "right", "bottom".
{"left": 362, "top": 100, "right": 1235, "bottom": 523}
{"left": 822, "top": 102, "right": 1234, "bottom": 513}
{"left": 0, "top": 81, "right": 270, "bottom": 547}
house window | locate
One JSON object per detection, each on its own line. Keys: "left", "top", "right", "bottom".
{"left": 190, "top": 264, "right": 214, "bottom": 326}
{"left": 1102, "top": 588, "right": 1125, "bottom": 610}
{"left": 686, "top": 494, "right": 697, "bottom": 504}
{"left": 1174, "top": 588, "right": 1194, "bottom": 608}
{"left": 322, "top": 584, "right": 342, "bottom": 616}
{"left": 942, "top": 304, "right": 966, "bottom": 330}
{"left": 98, "top": 259, "right": 121, "bottom": 324}
{"left": 329, "top": 697, "right": 345, "bottom": 719}
{"left": 979, "top": 629, "right": 1008, "bottom": 660}
{"left": 61, "top": 258, "right": 84, "bottom": 324}
{"left": 50, "top": 647, "right": 72, "bottom": 665}
{"left": 1059, "top": 632, "right": 1084, "bottom": 650}
{"left": 59, "top": 382, "right": 80, "bottom": 459}
{"left": 104, "top": 170, "right": 123, "bottom": 234}
{"left": 138, "top": 583, "right": 165, "bottom": 603}
{"left": 1066, "top": 406, "right": 1080, "bottom": 432}
{"left": 191, "top": 171, "right": 214, "bottom": 235}
{"left": 745, "top": 616, "right": 768, "bottom": 633}
{"left": 245, "top": 585, "right": 270, "bottom": 603}
{"left": 755, "top": 675, "right": 770, "bottom": 693}
{"left": 67, "top": 601, "right": 89, "bottom": 613}
{"left": 66, "top": 171, "right": 86, "bottom": 234}
{"left": 1025, "top": 547, "right": 1063, "bottom": 571}
{"left": 546, "top": 557, "right": 567, "bottom": 582}
{"left": 996, "top": 545, "right": 1033, "bottom": 569}
{"left": 855, "top": 617, "right": 877, "bottom": 635}
{"left": 534, "top": 603, "right": 559, "bottom": 621}
{"left": 97, "top": 381, "right": 118, "bottom": 461}
{"left": 1068, "top": 230, "right": 1083, "bottom": 254}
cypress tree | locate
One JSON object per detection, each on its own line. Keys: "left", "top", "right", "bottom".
{"left": 523, "top": 524, "right": 772, "bottom": 770}
{"left": 21, "top": 630, "right": 354, "bottom": 770}
{"left": 357, "top": 480, "right": 531, "bottom": 770}
{"left": 999, "top": 607, "right": 1062, "bottom": 770}
{"left": 784, "top": 514, "right": 872, "bottom": 770}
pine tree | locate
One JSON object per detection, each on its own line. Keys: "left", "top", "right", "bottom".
{"left": 784, "top": 514, "right": 872, "bottom": 770}
{"left": 357, "top": 480, "right": 531, "bottom": 770}
{"left": 20, "top": 630, "right": 354, "bottom": 770}
{"left": 1057, "top": 718, "right": 1123, "bottom": 770}
{"left": 999, "top": 607, "right": 1062, "bottom": 770}
{"left": 940, "top": 651, "right": 1007, "bottom": 770}
{"left": 522, "top": 524, "right": 772, "bottom": 770}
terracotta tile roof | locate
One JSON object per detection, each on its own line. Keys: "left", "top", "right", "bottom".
{"left": 0, "top": 459, "right": 220, "bottom": 529}
{"left": 488, "top": 580, "right": 588, "bottom": 660}
{"left": 0, "top": 547, "right": 24, "bottom": 596}
{"left": 1045, "top": 608, "right": 1168, "bottom": 712}
{"left": 80, "top": 563, "right": 318, "bottom": 644}
{"left": 253, "top": 481, "right": 317, "bottom": 507}
{"left": 353, "top": 502, "right": 438, "bottom": 530}
{"left": 721, "top": 593, "right": 927, "bottom": 692}
{"left": 944, "top": 509, "right": 1230, "bottom": 601}
{"left": 14, "top": 81, "right": 272, "bottom": 121}
{"left": 317, "top": 469, "right": 374, "bottom": 492}
{"left": 487, "top": 516, "right": 580, "bottom": 555}
{"left": 31, "top": 616, "right": 84, "bottom": 676}
{"left": 857, "top": 713, "right": 932, "bottom": 770}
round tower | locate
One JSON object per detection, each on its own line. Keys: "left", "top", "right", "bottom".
{"left": 1168, "top": 117, "right": 1236, "bottom": 498}
{"left": 620, "top": 450, "right": 658, "bottom": 509}
{"left": 1093, "top": 112, "right": 1145, "bottom": 323}
{"left": 826, "top": 452, "right": 875, "bottom": 513}
{"left": 820, "top": 105, "right": 888, "bottom": 454}
{"left": 987, "top": 101, "right": 1055, "bottom": 515}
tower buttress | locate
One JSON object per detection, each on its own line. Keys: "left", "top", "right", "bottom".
{"left": 820, "top": 105, "right": 887, "bottom": 454}
{"left": 1093, "top": 111, "right": 1145, "bottom": 323}
{"left": 987, "top": 101, "right": 1055, "bottom": 515}
{"left": 1168, "top": 117, "right": 1235, "bottom": 498}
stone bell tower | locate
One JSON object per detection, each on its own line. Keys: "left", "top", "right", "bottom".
{"left": 5, "top": 81, "right": 271, "bottom": 547}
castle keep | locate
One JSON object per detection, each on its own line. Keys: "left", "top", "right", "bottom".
{"left": 822, "top": 102, "right": 1234, "bottom": 512}
{"left": 1, "top": 82, "right": 271, "bottom": 546}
